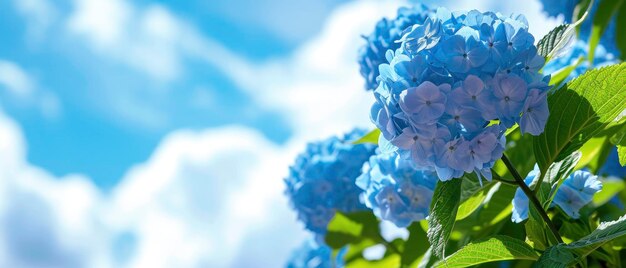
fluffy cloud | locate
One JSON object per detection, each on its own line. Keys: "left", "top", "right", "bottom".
{"left": 67, "top": 0, "right": 184, "bottom": 81}
{"left": 105, "top": 126, "right": 305, "bottom": 267}
{"left": 0, "top": 105, "right": 307, "bottom": 267}
{"left": 0, "top": 109, "right": 108, "bottom": 268}
{"left": 0, "top": 60, "right": 62, "bottom": 119}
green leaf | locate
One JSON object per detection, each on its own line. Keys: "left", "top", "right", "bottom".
{"left": 589, "top": 0, "right": 624, "bottom": 63}
{"left": 538, "top": 151, "right": 582, "bottom": 208}
{"left": 593, "top": 179, "right": 625, "bottom": 207}
{"left": 401, "top": 222, "right": 429, "bottom": 268}
{"left": 525, "top": 205, "right": 551, "bottom": 250}
{"left": 537, "top": 24, "right": 575, "bottom": 62}
{"left": 325, "top": 211, "right": 380, "bottom": 249}
{"left": 427, "top": 179, "right": 462, "bottom": 258}
{"left": 617, "top": 2, "right": 626, "bottom": 60}
{"left": 352, "top": 129, "right": 380, "bottom": 145}
{"left": 533, "top": 63, "right": 626, "bottom": 174}
{"left": 539, "top": 215, "right": 626, "bottom": 266}
{"left": 536, "top": 245, "right": 576, "bottom": 268}
{"left": 576, "top": 136, "right": 608, "bottom": 170}
{"left": 432, "top": 236, "right": 539, "bottom": 267}
{"left": 477, "top": 182, "right": 516, "bottom": 227}
{"left": 456, "top": 182, "right": 492, "bottom": 221}
{"left": 346, "top": 254, "right": 400, "bottom": 268}
{"left": 611, "top": 125, "right": 626, "bottom": 166}
{"left": 548, "top": 56, "right": 584, "bottom": 86}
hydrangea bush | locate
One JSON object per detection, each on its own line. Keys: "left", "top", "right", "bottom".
{"left": 284, "top": 1, "right": 626, "bottom": 267}
{"left": 356, "top": 151, "right": 437, "bottom": 227}
{"left": 370, "top": 8, "right": 550, "bottom": 182}
{"left": 285, "top": 129, "right": 376, "bottom": 236}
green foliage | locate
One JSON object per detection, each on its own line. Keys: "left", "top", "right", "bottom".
{"left": 537, "top": 151, "right": 582, "bottom": 208}
{"left": 589, "top": 0, "right": 624, "bottom": 62}
{"left": 537, "top": 24, "right": 575, "bottom": 62}
{"left": 352, "top": 129, "right": 380, "bottom": 145}
{"left": 401, "top": 223, "right": 429, "bottom": 268}
{"left": 593, "top": 179, "right": 625, "bottom": 207}
{"left": 611, "top": 124, "right": 626, "bottom": 166}
{"left": 433, "top": 236, "right": 539, "bottom": 267}
{"left": 549, "top": 56, "right": 584, "bottom": 86}
{"left": 325, "top": 211, "right": 380, "bottom": 249}
{"left": 456, "top": 174, "right": 493, "bottom": 220}
{"left": 533, "top": 63, "right": 626, "bottom": 174}
{"left": 428, "top": 179, "right": 462, "bottom": 258}
{"left": 539, "top": 215, "right": 626, "bottom": 267}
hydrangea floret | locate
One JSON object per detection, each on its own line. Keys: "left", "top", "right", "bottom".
{"left": 511, "top": 166, "right": 602, "bottom": 223}
{"left": 370, "top": 8, "right": 551, "bottom": 181}
{"left": 285, "top": 129, "right": 377, "bottom": 235}
{"left": 356, "top": 151, "right": 437, "bottom": 227}
{"left": 358, "top": 5, "right": 433, "bottom": 90}
{"left": 286, "top": 239, "right": 345, "bottom": 268}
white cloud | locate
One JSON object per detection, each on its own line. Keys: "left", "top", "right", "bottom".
{"left": 0, "top": 60, "right": 34, "bottom": 97}
{"left": 67, "top": 0, "right": 182, "bottom": 81}
{"left": 11, "top": 0, "right": 58, "bottom": 42}
{"left": 0, "top": 109, "right": 109, "bottom": 268}
{"left": 0, "top": 105, "right": 307, "bottom": 267}
{"left": 0, "top": 60, "right": 62, "bottom": 119}
{"left": 106, "top": 126, "right": 305, "bottom": 267}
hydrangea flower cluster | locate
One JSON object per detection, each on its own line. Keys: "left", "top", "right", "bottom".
{"left": 539, "top": 0, "right": 619, "bottom": 56}
{"left": 358, "top": 5, "right": 433, "bottom": 90}
{"left": 285, "top": 129, "right": 377, "bottom": 235}
{"left": 512, "top": 166, "right": 602, "bottom": 222}
{"left": 286, "top": 239, "right": 345, "bottom": 268}
{"left": 543, "top": 40, "right": 618, "bottom": 82}
{"left": 371, "top": 8, "right": 551, "bottom": 181}
{"left": 356, "top": 151, "right": 437, "bottom": 227}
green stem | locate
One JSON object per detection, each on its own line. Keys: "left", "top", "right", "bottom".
{"left": 492, "top": 173, "right": 517, "bottom": 186}
{"left": 501, "top": 154, "right": 564, "bottom": 244}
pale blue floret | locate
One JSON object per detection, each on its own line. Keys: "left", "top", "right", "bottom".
{"left": 369, "top": 7, "right": 550, "bottom": 181}
{"left": 286, "top": 239, "right": 345, "bottom": 268}
{"left": 358, "top": 5, "right": 434, "bottom": 90}
{"left": 285, "top": 129, "right": 377, "bottom": 235}
{"left": 511, "top": 167, "right": 602, "bottom": 222}
{"left": 356, "top": 151, "right": 437, "bottom": 227}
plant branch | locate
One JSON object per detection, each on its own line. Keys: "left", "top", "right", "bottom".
{"left": 492, "top": 172, "right": 517, "bottom": 186}
{"left": 501, "top": 154, "right": 564, "bottom": 244}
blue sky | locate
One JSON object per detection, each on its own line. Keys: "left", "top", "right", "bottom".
{"left": 0, "top": 0, "right": 560, "bottom": 267}
{"left": 0, "top": 0, "right": 355, "bottom": 190}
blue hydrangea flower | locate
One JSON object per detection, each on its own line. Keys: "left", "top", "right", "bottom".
{"left": 539, "top": 0, "right": 620, "bottom": 56}
{"left": 358, "top": 5, "right": 434, "bottom": 90}
{"left": 599, "top": 148, "right": 626, "bottom": 179}
{"left": 553, "top": 170, "right": 602, "bottom": 218}
{"left": 286, "top": 239, "right": 345, "bottom": 268}
{"left": 356, "top": 151, "right": 437, "bottom": 227}
{"left": 370, "top": 8, "right": 550, "bottom": 181}
{"left": 285, "top": 129, "right": 377, "bottom": 235}
{"left": 543, "top": 40, "right": 618, "bottom": 83}
{"left": 511, "top": 166, "right": 602, "bottom": 223}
